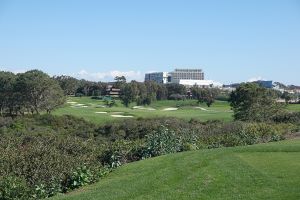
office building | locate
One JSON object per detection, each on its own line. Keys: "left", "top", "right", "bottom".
{"left": 144, "top": 72, "right": 169, "bottom": 84}
{"left": 169, "top": 68, "right": 204, "bottom": 83}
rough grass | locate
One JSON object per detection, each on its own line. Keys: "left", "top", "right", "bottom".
{"left": 52, "top": 139, "right": 300, "bottom": 200}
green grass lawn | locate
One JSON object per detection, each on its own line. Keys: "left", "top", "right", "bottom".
{"left": 53, "top": 97, "right": 300, "bottom": 124}
{"left": 52, "top": 139, "right": 300, "bottom": 200}
{"left": 287, "top": 104, "right": 300, "bottom": 112}
{"left": 52, "top": 97, "right": 233, "bottom": 124}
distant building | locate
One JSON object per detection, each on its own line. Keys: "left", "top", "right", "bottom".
{"left": 253, "top": 80, "right": 273, "bottom": 88}
{"left": 144, "top": 72, "right": 169, "bottom": 84}
{"left": 106, "top": 83, "right": 121, "bottom": 97}
{"left": 178, "top": 80, "right": 222, "bottom": 88}
{"left": 144, "top": 68, "right": 223, "bottom": 88}
{"left": 169, "top": 68, "right": 204, "bottom": 83}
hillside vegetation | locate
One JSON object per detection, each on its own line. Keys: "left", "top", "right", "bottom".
{"left": 52, "top": 139, "right": 300, "bottom": 200}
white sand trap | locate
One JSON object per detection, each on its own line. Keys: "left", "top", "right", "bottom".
{"left": 95, "top": 111, "right": 108, "bottom": 114}
{"left": 75, "top": 104, "right": 85, "bottom": 106}
{"left": 67, "top": 101, "right": 77, "bottom": 104}
{"left": 163, "top": 107, "right": 178, "bottom": 111}
{"left": 111, "top": 115, "right": 133, "bottom": 118}
{"left": 82, "top": 106, "right": 88, "bottom": 108}
{"left": 195, "top": 107, "right": 208, "bottom": 111}
{"left": 133, "top": 106, "right": 156, "bottom": 111}
{"left": 96, "top": 105, "right": 107, "bottom": 108}
{"left": 110, "top": 112, "right": 124, "bottom": 114}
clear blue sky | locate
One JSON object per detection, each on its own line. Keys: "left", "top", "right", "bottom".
{"left": 0, "top": 0, "right": 299, "bottom": 84}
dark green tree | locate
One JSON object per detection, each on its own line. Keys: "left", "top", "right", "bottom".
{"left": 0, "top": 71, "right": 17, "bottom": 115}
{"left": 229, "top": 83, "right": 283, "bottom": 121}
{"left": 54, "top": 75, "right": 80, "bottom": 95}
{"left": 15, "top": 70, "right": 65, "bottom": 114}
{"left": 191, "top": 86, "right": 219, "bottom": 107}
{"left": 114, "top": 76, "right": 126, "bottom": 88}
{"left": 166, "top": 83, "right": 186, "bottom": 98}
{"left": 119, "top": 83, "right": 134, "bottom": 107}
{"left": 281, "top": 91, "right": 292, "bottom": 104}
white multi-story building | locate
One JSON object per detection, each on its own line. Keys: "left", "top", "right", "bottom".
{"left": 144, "top": 68, "right": 221, "bottom": 88}
{"left": 169, "top": 69, "right": 204, "bottom": 83}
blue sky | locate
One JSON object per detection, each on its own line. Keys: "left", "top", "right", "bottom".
{"left": 0, "top": 0, "right": 299, "bottom": 84}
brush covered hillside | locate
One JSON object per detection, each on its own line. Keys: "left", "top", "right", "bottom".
{"left": 53, "top": 139, "right": 300, "bottom": 200}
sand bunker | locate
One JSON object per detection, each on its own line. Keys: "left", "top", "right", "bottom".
{"left": 195, "top": 107, "right": 208, "bottom": 111}
{"left": 111, "top": 115, "right": 133, "bottom": 118}
{"left": 110, "top": 112, "right": 124, "bottom": 114}
{"left": 163, "top": 107, "right": 178, "bottom": 111}
{"left": 133, "top": 106, "right": 156, "bottom": 111}
{"left": 67, "top": 101, "right": 77, "bottom": 104}
{"left": 95, "top": 112, "right": 108, "bottom": 114}
{"left": 71, "top": 104, "right": 88, "bottom": 108}
{"left": 96, "top": 105, "right": 107, "bottom": 108}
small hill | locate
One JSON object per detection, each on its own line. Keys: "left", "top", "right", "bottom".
{"left": 52, "top": 139, "right": 300, "bottom": 200}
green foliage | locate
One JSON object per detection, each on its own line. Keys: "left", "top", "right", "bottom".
{"left": 0, "top": 70, "right": 65, "bottom": 116}
{"left": 272, "top": 112, "right": 300, "bottom": 123}
{"left": 166, "top": 83, "right": 187, "bottom": 98}
{"left": 191, "top": 87, "right": 220, "bottom": 107}
{"left": 229, "top": 83, "right": 283, "bottom": 121}
{"left": 168, "top": 93, "right": 186, "bottom": 100}
{"left": 0, "top": 176, "right": 30, "bottom": 200}
{"left": 65, "top": 166, "right": 94, "bottom": 190}
{"left": 54, "top": 75, "right": 80, "bottom": 96}
{"left": 119, "top": 84, "right": 135, "bottom": 107}
{"left": 144, "top": 126, "right": 182, "bottom": 157}
{"left": 0, "top": 114, "right": 299, "bottom": 199}
{"left": 0, "top": 71, "right": 17, "bottom": 116}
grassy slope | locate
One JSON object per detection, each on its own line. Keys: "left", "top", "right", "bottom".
{"left": 53, "top": 139, "right": 300, "bottom": 200}
{"left": 52, "top": 97, "right": 233, "bottom": 124}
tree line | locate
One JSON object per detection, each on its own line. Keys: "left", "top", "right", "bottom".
{"left": 0, "top": 70, "right": 65, "bottom": 116}
{"left": 54, "top": 74, "right": 222, "bottom": 107}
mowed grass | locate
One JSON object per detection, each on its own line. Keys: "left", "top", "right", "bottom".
{"left": 53, "top": 97, "right": 300, "bottom": 124}
{"left": 52, "top": 97, "right": 233, "bottom": 124}
{"left": 52, "top": 139, "right": 300, "bottom": 200}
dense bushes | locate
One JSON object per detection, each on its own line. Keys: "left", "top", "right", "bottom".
{"left": 0, "top": 114, "right": 299, "bottom": 199}
{"left": 272, "top": 112, "right": 300, "bottom": 124}
{"left": 0, "top": 134, "right": 103, "bottom": 199}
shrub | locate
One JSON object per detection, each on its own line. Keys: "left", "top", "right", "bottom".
{"left": 0, "top": 176, "right": 30, "bottom": 200}
{"left": 272, "top": 112, "right": 300, "bottom": 123}
{"left": 144, "top": 126, "right": 182, "bottom": 157}
{"left": 64, "top": 166, "right": 94, "bottom": 190}
{"left": 99, "top": 140, "right": 144, "bottom": 167}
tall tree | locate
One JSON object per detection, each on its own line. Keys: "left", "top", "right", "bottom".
{"left": 54, "top": 75, "right": 79, "bottom": 95}
{"left": 119, "top": 83, "right": 134, "bottom": 107}
{"left": 166, "top": 83, "right": 186, "bottom": 98}
{"left": 114, "top": 76, "right": 126, "bottom": 88}
{"left": 229, "top": 83, "right": 283, "bottom": 122}
{"left": 15, "top": 70, "right": 65, "bottom": 114}
{"left": 0, "top": 71, "right": 16, "bottom": 115}
{"left": 191, "top": 86, "right": 219, "bottom": 107}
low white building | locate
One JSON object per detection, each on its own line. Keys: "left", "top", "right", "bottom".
{"left": 178, "top": 79, "right": 223, "bottom": 88}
